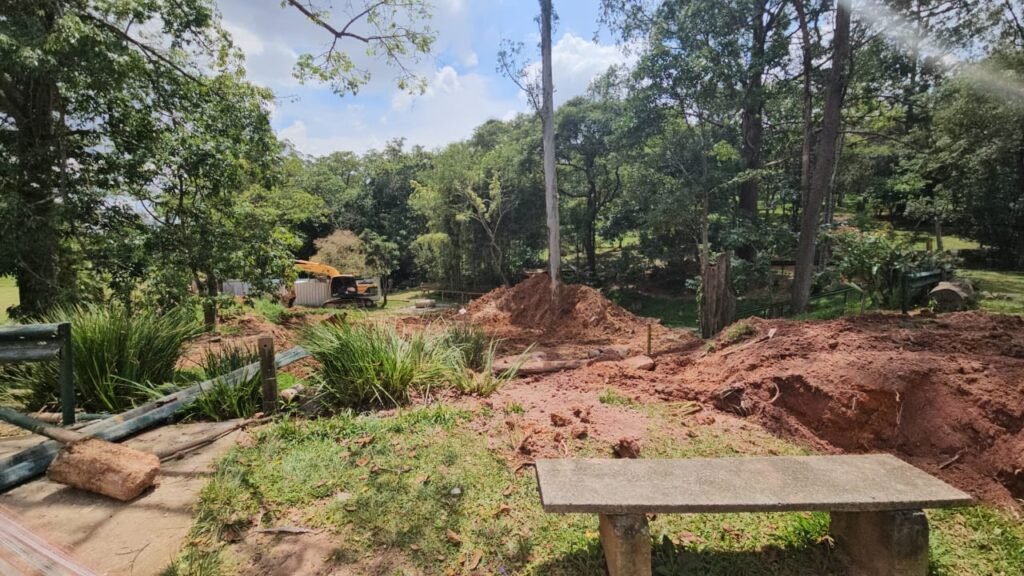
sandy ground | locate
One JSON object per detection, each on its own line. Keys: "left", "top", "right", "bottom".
{"left": 0, "top": 421, "right": 245, "bottom": 576}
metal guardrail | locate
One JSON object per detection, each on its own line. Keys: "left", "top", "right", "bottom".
{"left": 0, "top": 323, "right": 74, "bottom": 425}
{"left": 900, "top": 269, "right": 948, "bottom": 313}
{"left": 734, "top": 287, "right": 857, "bottom": 321}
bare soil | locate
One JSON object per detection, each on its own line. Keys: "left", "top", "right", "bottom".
{"left": 467, "top": 279, "right": 1024, "bottom": 508}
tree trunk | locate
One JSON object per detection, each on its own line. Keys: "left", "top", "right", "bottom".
{"left": 11, "top": 73, "right": 63, "bottom": 319}
{"left": 737, "top": 18, "right": 767, "bottom": 261}
{"left": 934, "top": 219, "right": 944, "bottom": 251}
{"left": 701, "top": 252, "right": 737, "bottom": 338}
{"left": 540, "top": 0, "right": 561, "bottom": 291}
{"left": 792, "top": 1, "right": 852, "bottom": 313}
{"left": 795, "top": 0, "right": 814, "bottom": 218}
{"left": 203, "top": 272, "right": 219, "bottom": 330}
{"left": 584, "top": 182, "right": 598, "bottom": 280}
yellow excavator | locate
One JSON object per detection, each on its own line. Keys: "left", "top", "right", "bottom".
{"left": 291, "top": 260, "right": 380, "bottom": 308}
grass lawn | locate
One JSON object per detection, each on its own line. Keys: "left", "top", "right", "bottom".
{"left": 960, "top": 269, "right": 1024, "bottom": 315}
{"left": 0, "top": 277, "right": 17, "bottom": 323}
{"left": 166, "top": 404, "right": 1024, "bottom": 576}
{"left": 606, "top": 288, "right": 699, "bottom": 328}
{"left": 892, "top": 230, "right": 981, "bottom": 252}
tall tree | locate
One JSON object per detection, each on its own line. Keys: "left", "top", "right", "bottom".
{"left": 792, "top": 0, "right": 854, "bottom": 312}
{"left": 284, "top": 0, "right": 436, "bottom": 95}
{"left": 0, "top": 0, "right": 224, "bottom": 317}
{"left": 540, "top": 0, "right": 562, "bottom": 290}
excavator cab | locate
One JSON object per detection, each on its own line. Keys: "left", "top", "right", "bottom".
{"left": 293, "top": 260, "right": 379, "bottom": 308}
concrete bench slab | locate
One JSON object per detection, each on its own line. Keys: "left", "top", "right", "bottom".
{"left": 535, "top": 455, "right": 973, "bottom": 576}
{"left": 536, "top": 454, "right": 972, "bottom": 514}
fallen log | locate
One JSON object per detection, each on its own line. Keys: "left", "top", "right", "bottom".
{"left": 0, "top": 409, "right": 159, "bottom": 501}
{"left": 0, "top": 346, "right": 309, "bottom": 493}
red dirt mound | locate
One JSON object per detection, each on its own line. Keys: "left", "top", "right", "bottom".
{"left": 673, "top": 312, "right": 1024, "bottom": 506}
{"left": 468, "top": 273, "right": 670, "bottom": 343}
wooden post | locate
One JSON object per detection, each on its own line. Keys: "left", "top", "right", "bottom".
{"left": 258, "top": 335, "right": 277, "bottom": 415}
{"left": 646, "top": 323, "right": 652, "bottom": 356}
{"left": 57, "top": 323, "right": 75, "bottom": 426}
{"left": 599, "top": 514, "right": 652, "bottom": 576}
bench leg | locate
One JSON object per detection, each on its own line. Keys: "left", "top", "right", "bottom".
{"left": 598, "top": 514, "right": 652, "bottom": 576}
{"left": 830, "top": 509, "right": 929, "bottom": 576}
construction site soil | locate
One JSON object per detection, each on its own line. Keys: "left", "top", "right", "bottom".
{"left": 468, "top": 276, "right": 1024, "bottom": 508}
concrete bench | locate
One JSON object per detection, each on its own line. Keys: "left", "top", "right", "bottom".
{"left": 535, "top": 454, "right": 972, "bottom": 576}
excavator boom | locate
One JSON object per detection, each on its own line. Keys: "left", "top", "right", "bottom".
{"left": 294, "top": 259, "right": 342, "bottom": 278}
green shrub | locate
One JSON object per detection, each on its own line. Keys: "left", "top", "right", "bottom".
{"left": 302, "top": 321, "right": 467, "bottom": 409}
{"left": 9, "top": 305, "right": 200, "bottom": 413}
{"left": 183, "top": 344, "right": 262, "bottom": 422}
{"left": 722, "top": 321, "right": 757, "bottom": 345}
{"left": 440, "top": 323, "right": 490, "bottom": 371}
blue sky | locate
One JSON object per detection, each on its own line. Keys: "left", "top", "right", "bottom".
{"left": 216, "top": 0, "right": 629, "bottom": 156}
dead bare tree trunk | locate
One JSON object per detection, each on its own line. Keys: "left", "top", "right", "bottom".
{"left": 795, "top": 0, "right": 814, "bottom": 218}
{"left": 540, "top": 0, "right": 561, "bottom": 292}
{"left": 792, "top": 0, "right": 852, "bottom": 313}
{"left": 701, "top": 251, "right": 737, "bottom": 338}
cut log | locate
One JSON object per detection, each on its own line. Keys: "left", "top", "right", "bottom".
{"left": 47, "top": 438, "right": 160, "bottom": 501}
{"left": 930, "top": 282, "right": 969, "bottom": 312}
{"left": 0, "top": 346, "right": 310, "bottom": 493}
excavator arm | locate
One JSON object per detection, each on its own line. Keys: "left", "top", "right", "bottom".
{"left": 294, "top": 259, "right": 341, "bottom": 278}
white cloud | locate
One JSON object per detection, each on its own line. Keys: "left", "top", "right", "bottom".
{"left": 462, "top": 50, "right": 479, "bottom": 68}
{"left": 283, "top": 66, "right": 521, "bottom": 156}
{"left": 525, "top": 32, "right": 633, "bottom": 106}
{"left": 222, "top": 21, "right": 264, "bottom": 56}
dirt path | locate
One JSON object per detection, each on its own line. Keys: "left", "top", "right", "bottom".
{"left": 0, "top": 422, "right": 246, "bottom": 576}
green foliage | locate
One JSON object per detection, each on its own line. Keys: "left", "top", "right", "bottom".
{"left": 722, "top": 321, "right": 757, "bottom": 345}
{"left": 286, "top": 1, "right": 436, "bottom": 96}
{"left": 183, "top": 344, "right": 262, "bottom": 422}
{"left": 8, "top": 305, "right": 200, "bottom": 413}
{"left": 440, "top": 323, "right": 491, "bottom": 371}
{"left": 830, "top": 228, "right": 956, "bottom": 308}
{"left": 311, "top": 230, "right": 370, "bottom": 275}
{"left": 598, "top": 388, "right": 636, "bottom": 407}
{"left": 302, "top": 321, "right": 467, "bottom": 409}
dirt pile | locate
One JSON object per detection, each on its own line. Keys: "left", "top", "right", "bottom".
{"left": 674, "top": 312, "right": 1024, "bottom": 505}
{"left": 468, "top": 273, "right": 670, "bottom": 343}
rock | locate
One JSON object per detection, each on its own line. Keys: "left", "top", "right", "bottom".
{"left": 550, "top": 412, "right": 572, "bottom": 427}
{"left": 279, "top": 384, "right": 306, "bottom": 403}
{"left": 621, "top": 355, "right": 656, "bottom": 371}
{"left": 47, "top": 438, "right": 160, "bottom": 502}
{"left": 612, "top": 437, "right": 641, "bottom": 459}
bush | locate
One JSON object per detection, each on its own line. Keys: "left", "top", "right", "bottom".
{"left": 440, "top": 323, "right": 490, "bottom": 371}
{"left": 183, "top": 344, "right": 262, "bottom": 421}
{"left": 9, "top": 305, "right": 200, "bottom": 413}
{"left": 302, "top": 321, "right": 467, "bottom": 409}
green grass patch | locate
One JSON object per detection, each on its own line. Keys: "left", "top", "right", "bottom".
{"left": 598, "top": 388, "right": 636, "bottom": 407}
{"left": 892, "top": 230, "right": 981, "bottom": 252}
{"left": 171, "top": 403, "right": 1024, "bottom": 575}
{"left": 960, "top": 269, "right": 1024, "bottom": 315}
{"left": 606, "top": 288, "right": 698, "bottom": 328}
{"left": 0, "top": 277, "right": 17, "bottom": 323}
{"left": 181, "top": 344, "right": 263, "bottom": 422}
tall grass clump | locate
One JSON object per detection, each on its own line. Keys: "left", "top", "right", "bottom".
{"left": 440, "top": 323, "right": 490, "bottom": 371}
{"left": 302, "top": 322, "right": 466, "bottom": 409}
{"left": 9, "top": 305, "right": 200, "bottom": 413}
{"left": 182, "top": 344, "right": 262, "bottom": 422}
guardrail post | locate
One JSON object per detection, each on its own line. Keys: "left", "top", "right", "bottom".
{"left": 57, "top": 323, "right": 74, "bottom": 426}
{"left": 258, "top": 335, "right": 278, "bottom": 415}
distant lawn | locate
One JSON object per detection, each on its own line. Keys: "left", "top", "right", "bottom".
{"left": 892, "top": 230, "right": 981, "bottom": 252}
{"left": 960, "top": 269, "right": 1024, "bottom": 315}
{"left": 606, "top": 288, "right": 698, "bottom": 328}
{"left": 0, "top": 277, "right": 17, "bottom": 323}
